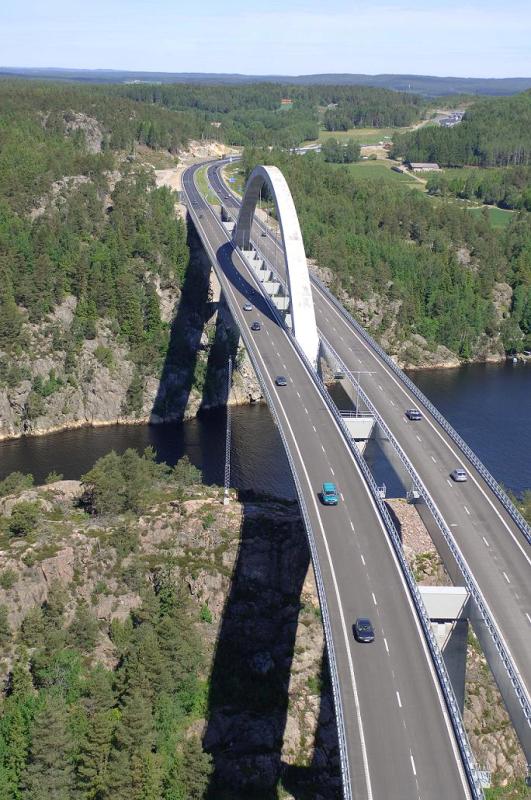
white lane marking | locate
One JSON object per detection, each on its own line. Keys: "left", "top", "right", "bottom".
{"left": 340, "top": 493, "right": 345, "bottom": 501}
{"left": 317, "top": 284, "right": 531, "bottom": 573}
{"left": 372, "top": 593, "right": 378, "bottom": 606}
{"left": 416, "top": 435, "right": 422, "bottom": 442}
{"left": 266, "top": 330, "right": 270, "bottom": 337}
{"left": 431, "top": 456, "right": 437, "bottom": 463}
{"left": 396, "top": 691, "right": 402, "bottom": 708}
{"left": 503, "top": 572, "right": 511, "bottom": 584}
{"left": 296, "top": 390, "right": 301, "bottom": 398}
{"left": 390, "top": 400, "right": 395, "bottom": 406}
{"left": 526, "top": 613, "right": 531, "bottom": 624}
{"left": 276, "top": 351, "right": 280, "bottom": 357}
{"left": 349, "top": 346, "right": 353, "bottom": 352}
{"left": 482, "top": 537, "right": 490, "bottom": 547}
{"left": 305, "top": 407, "right": 309, "bottom": 414}
{"left": 447, "top": 479, "right": 453, "bottom": 487}
{"left": 350, "top": 520, "right": 355, "bottom": 531}
{"left": 321, "top": 445, "right": 326, "bottom": 453}
{"left": 464, "top": 506, "right": 470, "bottom": 516}
{"left": 191, "top": 169, "right": 471, "bottom": 797}
{"left": 384, "top": 638, "right": 389, "bottom": 654}
{"left": 283, "top": 363, "right": 287, "bottom": 369}
{"left": 378, "top": 384, "right": 383, "bottom": 391}
{"left": 312, "top": 425, "right": 317, "bottom": 432}
{"left": 330, "top": 467, "right": 335, "bottom": 476}
{"left": 200, "top": 219, "right": 377, "bottom": 794}
{"left": 410, "top": 753, "right": 417, "bottom": 776}
{"left": 289, "top": 377, "right": 294, "bottom": 384}
{"left": 360, "top": 554, "right": 366, "bottom": 565}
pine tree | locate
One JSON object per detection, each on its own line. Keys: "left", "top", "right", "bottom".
{"left": 76, "top": 709, "right": 117, "bottom": 800}
{"left": 107, "top": 689, "right": 155, "bottom": 800}
{"left": 23, "top": 694, "right": 74, "bottom": 800}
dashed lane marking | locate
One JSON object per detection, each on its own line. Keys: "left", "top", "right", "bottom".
{"left": 482, "top": 537, "right": 490, "bottom": 547}
{"left": 464, "top": 506, "right": 470, "bottom": 515}
{"left": 503, "top": 572, "right": 511, "bottom": 584}
{"left": 384, "top": 638, "right": 389, "bottom": 654}
{"left": 372, "top": 593, "right": 377, "bottom": 606}
{"left": 360, "top": 554, "right": 365, "bottom": 565}
{"left": 396, "top": 691, "right": 402, "bottom": 708}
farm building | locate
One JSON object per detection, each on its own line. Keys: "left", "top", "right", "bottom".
{"left": 408, "top": 162, "right": 441, "bottom": 172}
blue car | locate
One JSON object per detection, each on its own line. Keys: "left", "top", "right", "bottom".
{"left": 321, "top": 482, "right": 339, "bottom": 505}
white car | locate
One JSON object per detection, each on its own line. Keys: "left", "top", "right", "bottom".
{"left": 450, "top": 468, "right": 468, "bottom": 482}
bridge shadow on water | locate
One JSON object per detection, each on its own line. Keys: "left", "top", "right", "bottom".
{"left": 203, "top": 493, "right": 341, "bottom": 800}
{"left": 153, "top": 215, "right": 341, "bottom": 797}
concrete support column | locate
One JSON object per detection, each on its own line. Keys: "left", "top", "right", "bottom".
{"left": 419, "top": 586, "right": 470, "bottom": 712}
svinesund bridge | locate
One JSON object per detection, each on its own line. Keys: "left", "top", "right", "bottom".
{"left": 181, "top": 158, "right": 531, "bottom": 800}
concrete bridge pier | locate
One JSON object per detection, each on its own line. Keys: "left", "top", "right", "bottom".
{"left": 414, "top": 496, "right": 531, "bottom": 766}
{"left": 419, "top": 586, "right": 470, "bottom": 713}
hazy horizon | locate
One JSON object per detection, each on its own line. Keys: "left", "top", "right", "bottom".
{"left": 1, "top": 1, "right": 530, "bottom": 78}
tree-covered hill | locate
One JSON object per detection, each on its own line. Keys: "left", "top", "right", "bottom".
{"left": 241, "top": 148, "right": 531, "bottom": 358}
{"left": 392, "top": 91, "right": 531, "bottom": 167}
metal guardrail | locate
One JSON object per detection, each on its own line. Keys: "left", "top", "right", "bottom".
{"left": 197, "top": 164, "right": 485, "bottom": 798}
{"left": 183, "top": 168, "right": 353, "bottom": 800}
{"left": 321, "top": 335, "right": 531, "bottom": 729}
{"left": 310, "top": 273, "right": 531, "bottom": 546}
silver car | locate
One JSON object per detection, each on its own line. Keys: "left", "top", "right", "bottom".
{"left": 450, "top": 468, "right": 468, "bottom": 482}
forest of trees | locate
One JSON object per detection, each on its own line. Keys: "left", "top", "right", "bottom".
{"left": 426, "top": 166, "right": 531, "bottom": 211}
{"left": 241, "top": 148, "right": 531, "bottom": 355}
{"left": 115, "top": 82, "right": 428, "bottom": 145}
{"left": 0, "top": 450, "right": 213, "bottom": 799}
{"left": 321, "top": 138, "right": 360, "bottom": 163}
{"left": 392, "top": 91, "right": 531, "bottom": 167}
{"left": 0, "top": 82, "right": 191, "bottom": 387}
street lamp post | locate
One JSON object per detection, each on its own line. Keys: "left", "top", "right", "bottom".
{"left": 223, "top": 356, "right": 233, "bottom": 506}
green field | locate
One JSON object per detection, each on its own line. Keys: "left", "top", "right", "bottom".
{"left": 467, "top": 205, "right": 514, "bottom": 228}
{"left": 329, "top": 159, "right": 421, "bottom": 188}
{"left": 318, "top": 127, "right": 397, "bottom": 145}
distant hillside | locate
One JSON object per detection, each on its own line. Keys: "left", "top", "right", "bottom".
{"left": 392, "top": 91, "right": 531, "bottom": 167}
{"left": 1, "top": 67, "right": 531, "bottom": 95}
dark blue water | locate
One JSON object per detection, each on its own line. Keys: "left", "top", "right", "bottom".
{"left": 0, "top": 362, "right": 529, "bottom": 498}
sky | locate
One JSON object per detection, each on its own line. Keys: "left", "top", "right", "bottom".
{"left": 1, "top": 0, "right": 530, "bottom": 78}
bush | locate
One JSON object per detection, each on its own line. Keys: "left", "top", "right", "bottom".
{"left": 8, "top": 501, "right": 40, "bottom": 537}
{"left": 0, "top": 569, "right": 17, "bottom": 590}
{"left": 94, "top": 345, "right": 114, "bottom": 368}
{"left": 45, "top": 470, "right": 64, "bottom": 484}
{"left": 0, "top": 471, "right": 34, "bottom": 498}
{"left": 0, "top": 605, "right": 12, "bottom": 647}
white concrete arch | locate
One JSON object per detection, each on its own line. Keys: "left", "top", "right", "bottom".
{"left": 234, "top": 165, "right": 319, "bottom": 366}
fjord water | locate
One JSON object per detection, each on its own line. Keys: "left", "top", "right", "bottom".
{"left": 0, "top": 362, "right": 530, "bottom": 498}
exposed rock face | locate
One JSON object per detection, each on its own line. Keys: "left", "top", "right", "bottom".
{"left": 62, "top": 111, "right": 104, "bottom": 153}
{"left": 0, "top": 482, "right": 339, "bottom": 797}
{"left": 0, "top": 223, "right": 262, "bottom": 442}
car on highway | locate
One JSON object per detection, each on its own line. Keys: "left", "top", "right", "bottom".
{"left": 275, "top": 376, "right": 287, "bottom": 387}
{"left": 250, "top": 321, "right": 261, "bottom": 332}
{"left": 450, "top": 468, "right": 468, "bottom": 482}
{"left": 243, "top": 303, "right": 253, "bottom": 311}
{"left": 321, "top": 482, "right": 339, "bottom": 505}
{"left": 261, "top": 230, "right": 267, "bottom": 237}
{"left": 353, "top": 618, "right": 375, "bottom": 643}
{"left": 405, "top": 408, "right": 422, "bottom": 421}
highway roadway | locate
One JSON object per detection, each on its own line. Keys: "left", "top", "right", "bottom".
{"left": 183, "top": 162, "right": 473, "bottom": 799}
{"left": 209, "top": 160, "right": 531, "bottom": 722}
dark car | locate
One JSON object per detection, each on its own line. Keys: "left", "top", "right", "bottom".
{"left": 275, "top": 376, "right": 287, "bottom": 387}
{"left": 251, "top": 321, "right": 261, "bottom": 331}
{"left": 353, "top": 618, "right": 375, "bottom": 643}
{"left": 261, "top": 230, "right": 267, "bottom": 237}
{"left": 405, "top": 408, "right": 422, "bottom": 421}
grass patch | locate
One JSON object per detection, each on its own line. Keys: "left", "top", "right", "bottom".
{"left": 329, "top": 159, "right": 421, "bottom": 188}
{"left": 467, "top": 206, "right": 514, "bottom": 228}
{"left": 318, "top": 127, "right": 398, "bottom": 145}
{"left": 195, "top": 165, "right": 220, "bottom": 205}
{"left": 222, "top": 163, "right": 245, "bottom": 196}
